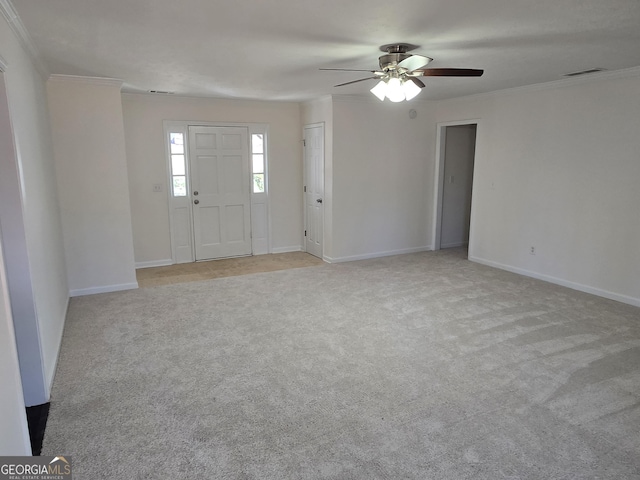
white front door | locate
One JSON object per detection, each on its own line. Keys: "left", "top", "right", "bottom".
{"left": 188, "top": 126, "right": 252, "bottom": 260}
{"left": 304, "top": 124, "right": 324, "bottom": 258}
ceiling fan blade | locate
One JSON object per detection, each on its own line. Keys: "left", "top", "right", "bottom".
{"left": 334, "top": 77, "right": 379, "bottom": 87}
{"left": 398, "top": 54, "right": 432, "bottom": 72}
{"left": 412, "top": 68, "right": 484, "bottom": 77}
{"left": 320, "top": 68, "right": 378, "bottom": 73}
{"left": 408, "top": 77, "right": 425, "bottom": 88}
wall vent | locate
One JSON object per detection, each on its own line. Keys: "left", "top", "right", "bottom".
{"left": 562, "top": 68, "right": 607, "bottom": 77}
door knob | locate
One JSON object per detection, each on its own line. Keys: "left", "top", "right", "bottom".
{"left": 316, "top": 198, "right": 323, "bottom": 203}
{"left": 193, "top": 191, "right": 198, "bottom": 196}
{"left": 194, "top": 199, "right": 200, "bottom": 205}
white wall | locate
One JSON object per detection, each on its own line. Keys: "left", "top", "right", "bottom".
{"left": 0, "top": 12, "right": 68, "bottom": 405}
{"left": 121, "top": 93, "right": 302, "bottom": 264}
{"left": 47, "top": 76, "right": 138, "bottom": 296}
{"left": 328, "top": 96, "right": 435, "bottom": 262}
{"left": 434, "top": 71, "right": 640, "bottom": 306}
{"left": 0, "top": 226, "right": 32, "bottom": 455}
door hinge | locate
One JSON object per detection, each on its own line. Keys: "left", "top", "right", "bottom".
{"left": 303, "top": 139, "right": 306, "bottom": 146}
{"left": 304, "top": 186, "right": 306, "bottom": 193}
{"left": 304, "top": 230, "right": 307, "bottom": 237}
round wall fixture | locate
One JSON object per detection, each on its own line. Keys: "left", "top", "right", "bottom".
{"left": 409, "top": 109, "right": 417, "bottom": 119}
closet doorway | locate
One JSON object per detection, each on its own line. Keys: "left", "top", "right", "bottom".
{"left": 433, "top": 121, "right": 478, "bottom": 252}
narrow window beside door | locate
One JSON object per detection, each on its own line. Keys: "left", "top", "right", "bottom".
{"left": 170, "top": 132, "right": 186, "bottom": 196}
{"left": 251, "top": 134, "right": 265, "bottom": 193}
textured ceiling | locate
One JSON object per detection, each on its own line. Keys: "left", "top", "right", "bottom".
{"left": 10, "top": 0, "right": 640, "bottom": 101}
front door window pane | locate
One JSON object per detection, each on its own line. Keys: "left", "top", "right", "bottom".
{"left": 253, "top": 174, "right": 264, "bottom": 193}
{"left": 172, "top": 155, "right": 185, "bottom": 175}
{"left": 252, "top": 155, "right": 264, "bottom": 174}
{"left": 173, "top": 176, "right": 186, "bottom": 196}
{"left": 170, "top": 132, "right": 184, "bottom": 145}
{"left": 251, "top": 134, "right": 263, "bottom": 154}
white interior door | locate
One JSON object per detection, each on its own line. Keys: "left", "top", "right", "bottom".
{"left": 188, "top": 126, "right": 252, "bottom": 260}
{"left": 304, "top": 124, "right": 324, "bottom": 258}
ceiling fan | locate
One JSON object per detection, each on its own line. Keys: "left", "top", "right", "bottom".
{"left": 321, "top": 43, "right": 484, "bottom": 102}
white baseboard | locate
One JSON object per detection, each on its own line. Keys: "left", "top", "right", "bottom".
{"left": 324, "top": 246, "right": 433, "bottom": 264}
{"left": 271, "top": 246, "right": 303, "bottom": 254}
{"left": 469, "top": 256, "right": 640, "bottom": 308}
{"left": 135, "top": 259, "right": 173, "bottom": 269}
{"left": 69, "top": 282, "right": 139, "bottom": 297}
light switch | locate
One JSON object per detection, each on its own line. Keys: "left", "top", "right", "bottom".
{"left": 449, "top": 175, "right": 454, "bottom": 184}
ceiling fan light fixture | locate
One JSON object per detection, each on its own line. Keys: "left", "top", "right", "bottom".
{"left": 370, "top": 80, "right": 388, "bottom": 101}
{"left": 386, "top": 76, "right": 405, "bottom": 102}
{"left": 327, "top": 44, "right": 484, "bottom": 101}
{"left": 402, "top": 78, "right": 422, "bottom": 101}
{"left": 369, "top": 75, "right": 422, "bottom": 102}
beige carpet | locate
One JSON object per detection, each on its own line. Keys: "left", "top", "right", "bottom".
{"left": 44, "top": 249, "right": 640, "bottom": 479}
{"left": 136, "top": 252, "right": 324, "bottom": 287}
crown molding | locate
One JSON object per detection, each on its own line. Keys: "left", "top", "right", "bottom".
{"left": 0, "top": 0, "right": 49, "bottom": 78}
{"left": 121, "top": 90, "right": 301, "bottom": 108}
{"left": 302, "top": 94, "right": 333, "bottom": 106}
{"left": 442, "top": 65, "right": 640, "bottom": 104}
{"left": 48, "top": 74, "right": 124, "bottom": 88}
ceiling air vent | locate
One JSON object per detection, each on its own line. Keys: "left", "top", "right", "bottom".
{"left": 147, "top": 90, "right": 175, "bottom": 94}
{"left": 562, "top": 68, "right": 607, "bottom": 78}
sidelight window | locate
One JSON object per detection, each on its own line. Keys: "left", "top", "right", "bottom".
{"left": 169, "top": 132, "right": 187, "bottom": 196}
{"left": 251, "top": 133, "right": 265, "bottom": 193}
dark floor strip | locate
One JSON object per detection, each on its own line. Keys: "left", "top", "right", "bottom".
{"left": 25, "top": 402, "right": 50, "bottom": 455}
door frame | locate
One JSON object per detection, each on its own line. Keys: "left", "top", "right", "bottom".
{"left": 163, "top": 120, "right": 270, "bottom": 264}
{"left": 302, "top": 122, "right": 324, "bottom": 258}
{"left": 0, "top": 61, "right": 48, "bottom": 408}
{"left": 432, "top": 119, "right": 480, "bottom": 251}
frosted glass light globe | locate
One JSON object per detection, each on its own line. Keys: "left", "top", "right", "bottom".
{"left": 370, "top": 80, "right": 387, "bottom": 101}
{"left": 386, "top": 77, "right": 405, "bottom": 102}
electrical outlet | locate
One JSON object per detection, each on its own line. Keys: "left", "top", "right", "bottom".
{"left": 530, "top": 246, "right": 536, "bottom": 255}
{"left": 152, "top": 184, "right": 162, "bottom": 193}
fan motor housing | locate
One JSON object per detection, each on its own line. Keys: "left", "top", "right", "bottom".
{"left": 379, "top": 53, "right": 412, "bottom": 70}
{"left": 378, "top": 44, "right": 420, "bottom": 70}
